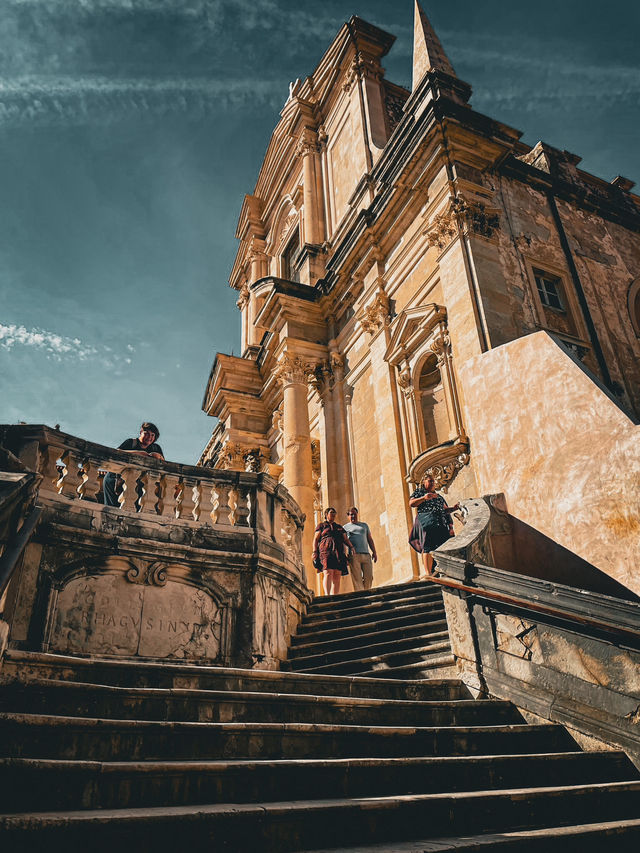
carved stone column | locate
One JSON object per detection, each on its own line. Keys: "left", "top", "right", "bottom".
{"left": 297, "top": 128, "right": 324, "bottom": 247}
{"left": 309, "top": 353, "right": 354, "bottom": 514}
{"left": 328, "top": 352, "right": 354, "bottom": 512}
{"left": 275, "top": 352, "right": 315, "bottom": 584}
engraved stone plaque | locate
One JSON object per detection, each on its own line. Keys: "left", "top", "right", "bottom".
{"left": 49, "top": 571, "right": 222, "bottom": 661}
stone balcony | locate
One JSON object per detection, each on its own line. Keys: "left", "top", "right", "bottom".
{"left": 0, "top": 424, "right": 310, "bottom": 670}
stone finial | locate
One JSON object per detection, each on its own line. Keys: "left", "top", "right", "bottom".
{"left": 412, "top": 0, "right": 457, "bottom": 91}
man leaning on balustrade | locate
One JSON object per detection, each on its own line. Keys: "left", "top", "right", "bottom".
{"left": 103, "top": 422, "right": 164, "bottom": 507}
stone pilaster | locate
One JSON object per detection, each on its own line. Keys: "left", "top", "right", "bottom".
{"left": 274, "top": 352, "right": 316, "bottom": 585}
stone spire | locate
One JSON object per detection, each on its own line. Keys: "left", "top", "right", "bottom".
{"left": 412, "top": 0, "right": 457, "bottom": 91}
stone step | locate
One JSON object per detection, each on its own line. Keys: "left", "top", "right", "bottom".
{"left": 361, "top": 655, "right": 458, "bottom": 680}
{"left": 313, "top": 818, "right": 640, "bottom": 852}
{"left": 303, "top": 587, "right": 443, "bottom": 622}
{"left": 297, "top": 600, "right": 446, "bottom": 637}
{"left": 289, "top": 643, "right": 455, "bottom": 677}
{"left": 0, "top": 752, "right": 634, "bottom": 813}
{"left": 0, "top": 650, "right": 465, "bottom": 701}
{"left": 0, "top": 714, "right": 579, "bottom": 761}
{"left": 2, "top": 781, "right": 639, "bottom": 851}
{"left": 285, "top": 632, "right": 451, "bottom": 671}
{"left": 288, "top": 617, "right": 449, "bottom": 656}
{"left": 0, "top": 680, "right": 518, "bottom": 727}
{"left": 313, "top": 580, "right": 438, "bottom": 600}
{"left": 307, "top": 581, "right": 440, "bottom": 614}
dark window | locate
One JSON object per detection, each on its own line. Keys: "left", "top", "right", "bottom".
{"left": 534, "top": 270, "right": 565, "bottom": 312}
{"left": 282, "top": 230, "right": 301, "bottom": 283}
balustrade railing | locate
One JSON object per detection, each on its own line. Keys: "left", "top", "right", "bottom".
{"left": 0, "top": 425, "right": 305, "bottom": 577}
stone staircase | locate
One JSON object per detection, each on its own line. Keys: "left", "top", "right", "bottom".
{"left": 284, "top": 580, "right": 456, "bottom": 678}
{"left": 0, "top": 582, "right": 639, "bottom": 850}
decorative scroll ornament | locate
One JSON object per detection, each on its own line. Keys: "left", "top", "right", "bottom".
{"left": 271, "top": 403, "right": 283, "bottom": 433}
{"left": 359, "top": 291, "right": 391, "bottom": 335}
{"left": 236, "top": 283, "right": 250, "bottom": 310}
{"left": 425, "top": 196, "right": 500, "bottom": 252}
{"left": 397, "top": 365, "right": 413, "bottom": 397}
{"left": 422, "top": 452, "right": 470, "bottom": 492}
{"left": 126, "top": 559, "right": 168, "bottom": 587}
{"left": 274, "top": 353, "right": 312, "bottom": 385}
{"left": 428, "top": 329, "right": 452, "bottom": 366}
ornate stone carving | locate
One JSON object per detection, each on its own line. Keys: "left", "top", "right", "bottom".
{"left": 359, "top": 291, "right": 391, "bottom": 335}
{"left": 126, "top": 559, "right": 168, "bottom": 587}
{"left": 425, "top": 196, "right": 500, "bottom": 252}
{"left": 218, "top": 442, "right": 268, "bottom": 473}
{"left": 271, "top": 402, "right": 283, "bottom": 433}
{"left": 236, "top": 282, "right": 250, "bottom": 310}
{"left": 296, "top": 128, "right": 319, "bottom": 158}
{"left": 398, "top": 365, "right": 414, "bottom": 397}
{"left": 274, "top": 353, "right": 312, "bottom": 385}
{"left": 429, "top": 329, "right": 452, "bottom": 366}
{"left": 309, "top": 353, "right": 345, "bottom": 400}
{"left": 421, "top": 453, "right": 470, "bottom": 491}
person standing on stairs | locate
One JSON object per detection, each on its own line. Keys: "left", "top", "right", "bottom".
{"left": 408, "top": 473, "right": 459, "bottom": 578}
{"left": 344, "top": 507, "right": 377, "bottom": 592}
{"left": 312, "top": 507, "right": 355, "bottom": 596}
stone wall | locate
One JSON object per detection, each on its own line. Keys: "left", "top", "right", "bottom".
{"left": 458, "top": 331, "right": 640, "bottom": 596}
{"left": 1, "top": 425, "right": 311, "bottom": 669}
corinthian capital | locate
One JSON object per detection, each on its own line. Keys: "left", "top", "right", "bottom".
{"left": 359, "top": 291, "right": 391, "bottom": 336}
{"left": 274, "top": 353, "right": 312, "bottom": 385}
{"left": 296, "top": 128, "right": 319, "bottom": 157}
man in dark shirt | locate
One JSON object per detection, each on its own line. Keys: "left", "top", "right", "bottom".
{"left": 103, "top": 422, "right": 164, "bottom": 507}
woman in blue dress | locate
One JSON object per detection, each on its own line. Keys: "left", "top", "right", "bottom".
{"left": 408, "top": 473, "right": 459, "bottom": 577}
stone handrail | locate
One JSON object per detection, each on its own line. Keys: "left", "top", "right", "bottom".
{"left": 0, "top": 425, "right": 305, "bottom": 577}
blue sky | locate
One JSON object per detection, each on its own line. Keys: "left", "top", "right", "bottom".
{"left": 1, "top": 0, "right": 638, "bottom": 463}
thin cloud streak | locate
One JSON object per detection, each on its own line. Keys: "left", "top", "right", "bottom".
{"left": 0, "top": 76, "right": 286, "bottom": 126}
{"left": 0, "top": 322, "right": 134, "bottom": 365}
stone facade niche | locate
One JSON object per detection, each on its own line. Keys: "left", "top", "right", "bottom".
{"left": 385, "top": 303, "right": 470, "bottom": 492}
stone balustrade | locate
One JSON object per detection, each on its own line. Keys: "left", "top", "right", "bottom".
{"left": 1, "top": 424, "right": 303, "bottom": 561}
{"left": 0, "top": 425, "right": 310, "bottom": 669}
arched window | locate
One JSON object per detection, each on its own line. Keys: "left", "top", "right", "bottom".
{"left": 417, "top": 354, "right": 449, "bottom": 450}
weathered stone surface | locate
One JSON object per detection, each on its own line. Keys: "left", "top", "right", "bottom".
{"left": 48, "top": 569, "right": 223, "bottom": 661}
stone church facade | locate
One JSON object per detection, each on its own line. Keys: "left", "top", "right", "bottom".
{"left": 200, "top": 3, "right": 640, "bottom": 596}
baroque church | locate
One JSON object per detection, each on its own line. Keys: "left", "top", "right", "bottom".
{"left": 2, "top": 4, "right": 640, "bottom": 846}
{"left": 199, "top": 2, "right": 640, "bottom": 596}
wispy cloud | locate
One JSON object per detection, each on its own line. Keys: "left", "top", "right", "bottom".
{"left": 0, "top": 75, "right": 286, "bottom": 125}
{"left": 0, "top": 322, "right": 134, "bottom": 365}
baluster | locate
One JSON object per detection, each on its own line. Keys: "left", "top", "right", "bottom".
{"left": 136, "top": 470, "right": 149, "bottom": 514}
{"left": 228, "top": 487, "right": 239, "bottom": 525}
{"left": 210, "top": 482, "right": 232, "bottom": 525}
{"left": 179, "top": 477, "right": 196, "bottom": 520}
{"left": 76, "top": 457, "right": 91, "bottom": 500}
{"left": 161, "top": 473, "right": 178, "bottom": 519}
{"left": 154, "top": 474, "right": 166, "bottom": 516}
{"left": 53, "top": 451, "right": 68, "bottom": 495}
{"left": 234, "top": 485, "right": 251, "bottom": 527}
{"left": 57, "top": 450, "right": 83, "bottom": 499}
{"left": 174, "top": 478, "right": 185, "bottom": 519}
{"left": 118, "top": 468, "right": 137, "bottom": 512}
{"left": 191, "top": 480, "right": 202, "bottom": 522}
{"left": 38, "top": 443, "right": 62, "bottom": 498}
